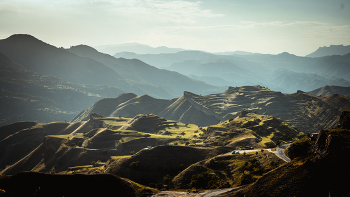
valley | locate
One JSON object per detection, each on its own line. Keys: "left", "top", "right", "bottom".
{"left": 0, "top": 34, "right": 349, "bottom": 196}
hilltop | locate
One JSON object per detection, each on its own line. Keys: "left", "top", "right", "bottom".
{"left": 72, "top": 85, "right": 350, "bottom": 133}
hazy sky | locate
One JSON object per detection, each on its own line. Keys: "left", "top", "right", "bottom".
{"left": 1, "top": 0, "right": 349, "bottom": 56}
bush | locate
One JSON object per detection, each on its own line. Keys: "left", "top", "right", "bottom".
{"left": 189, "top": 173, "right": 218, "bottom": 189}
{"left": 239, "top": 173, "right": 255, "bottom": 185}
{"left": 265, "top": 141, "right": 277, "bottom": 148}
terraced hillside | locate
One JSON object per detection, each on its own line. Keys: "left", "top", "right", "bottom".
{"left": 72, "top": 85, "right": 350, "bottom": 133}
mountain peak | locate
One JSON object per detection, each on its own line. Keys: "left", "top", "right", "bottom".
{"left": 69, "top": 45, "right": 98, "bottom": 53}
{"left": 4, "top": 34, "right": 43, "bottom": 44}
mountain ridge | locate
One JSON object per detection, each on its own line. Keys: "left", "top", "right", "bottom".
{"left": 71, "top": 85, "right": 350, "bottom": 133}
{"left": 306, "top": 44, "right": 350, "bottom": 57}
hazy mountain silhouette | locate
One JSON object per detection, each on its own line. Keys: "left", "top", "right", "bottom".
{"left": 95, "top": 43, "right": 184, "bottom": 55}
{"left": 215, "top": 51, "right": 262, "bottom": 55}
{"left": 114, "top": 50, "right": 223, "bottom": 68}
{"left": 0, "top": 34, "right": 125, "bottom": 87}
{"left": 0, "top": 35, "right": 224, "bottom": 99}
{"left": 68, "top": 45, "right": 224, "bottom": 97}
{"left": 0, "top": 51, "right": 125, "bottom": 126}
{"left": 115, "top": 50, "right": 350, "bottom": 93}
{"left": 306, "top": 44, "right": 350, "bottom": 57}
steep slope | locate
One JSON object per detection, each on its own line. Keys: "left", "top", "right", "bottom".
{"left": 306, "top": 44, "right": 350, "bottom": 57}
{"left": 72, "top": 85, "right": 350, "bottom": 133}
{"left": 0, "top": 51, "right": 125, "bottom": 126}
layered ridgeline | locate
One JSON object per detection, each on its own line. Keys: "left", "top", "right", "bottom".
{"left": 115, "top": 50, "right": 350, "bottom": 93}
{"left": 0, "top": 51, "right": 125, "bottom": 126}
{"left": 72, "top": 85, "right": 350, "bottom": 133}
{"left": 0, "top": 34, "right": 224, "bottom": 126}
{"left": 306, "top": 44, "right": 350, "bottom": 57}
{"left": 0, "top": 34, "right": 223, "bottom": 100}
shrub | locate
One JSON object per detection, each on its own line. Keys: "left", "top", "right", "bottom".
{"left": 239, "top": 173, "right": 255, "bottom": 185}
{"left": 265, "top": 141, "right": 277, "bottom": 148}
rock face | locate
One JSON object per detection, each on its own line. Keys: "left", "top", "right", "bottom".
{"left": 0, "top": 171, "right": 139, "bottom": 197}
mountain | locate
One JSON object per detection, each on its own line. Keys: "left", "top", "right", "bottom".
{"left": 114, "top": 50, "right": 224, "bottom": 68}
{"left": 306, "top": 44, "right": 350, "bottom": 57}
{"left": 270, "top": 70, "right": 350, "bottom": 93}
{"left": 0, "top": 51, "right": 125, "bottom": 126}
{"left": 68, "top": 45, "right": 224, "bottom": 97}
{"left": 0, "top": 34, "right": 125, "bottom": 87}
{"left": 72, "top": 85, "right": 350, "bottom": 133}
{"left": 115, "top": 50, "right": 350, "bottom": 93}
{"left": 307, "top": 85, "right": 350, "bottom": 96}
{"left": 0, "top": 34, "right": 225, "bottom": 100}
{"left": 95, "top": 43, "right": 184, "bottom": 55}
{"left": 215, "top": 51, "right": 262, "bottom": 56}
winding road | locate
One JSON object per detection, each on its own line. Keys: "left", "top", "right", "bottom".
{"left": 152, "top": 143, "right": 291, "bottom": 197}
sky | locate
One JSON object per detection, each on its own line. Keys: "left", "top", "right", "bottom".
{"left": 0, "top": 0, "right": 350, "bottom": 56}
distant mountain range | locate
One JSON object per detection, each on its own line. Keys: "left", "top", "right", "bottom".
{"left": 95, "top": 43, "right": 184, "bottom": 55}
{"left": 306, "top": 44, "right": 350, "bottom": 57}
{"left": 115, "top": 51, "right": 350, "bottom": 93}
{"left": 0, "top": 34, "right": 224, "bottom": 126}
{"left": 72, "top": 85, "right": 350, "bottom": 133}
